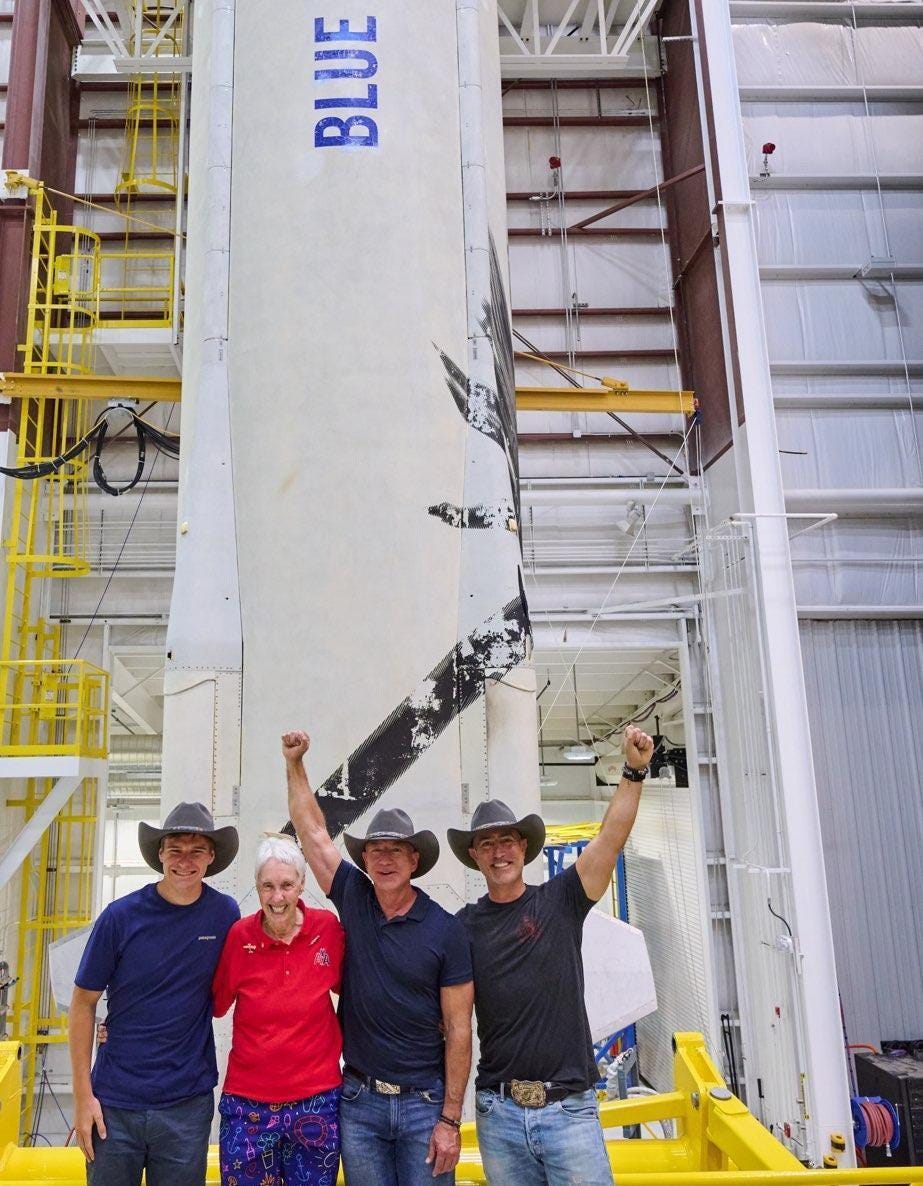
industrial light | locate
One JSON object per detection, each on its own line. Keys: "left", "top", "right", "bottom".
{"left": 616, "top": 500, "right": 643, "bottom": 536}
{"left": 561, "top": 743, "right": 597, "bottom": 763}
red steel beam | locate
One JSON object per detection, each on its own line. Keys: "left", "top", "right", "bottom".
{"left": 568, "top": 163, "right": 706, "bottom": 231}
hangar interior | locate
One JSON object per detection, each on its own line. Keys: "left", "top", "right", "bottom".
{"left": 0, "top": 0, "right": 920, "bottom": 1173}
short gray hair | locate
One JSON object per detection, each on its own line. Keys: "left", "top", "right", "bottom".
{"left": 255, "top": 836, "right": 306, "bottom": 883}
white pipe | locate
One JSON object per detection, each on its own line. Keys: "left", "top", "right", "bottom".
{"left": 797, "top": 605, "right": 923, "bottom": 619}
{"left": 693, "top": 0, "right": 853, "bottom": 1163}
{"left": 521, "top": 487, "right": 698, "bottom": 507}
{"left": 785, "top": 488, "right": 923, "bottom": 515}
{"left": 774, "top": 393, "right": 923, "bottom": 410}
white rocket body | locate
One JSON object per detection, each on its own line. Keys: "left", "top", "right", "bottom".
{"left": 163, "top": 0, "right": 540, "bottom": 910}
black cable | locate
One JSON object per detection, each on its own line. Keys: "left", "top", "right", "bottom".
{"left": 767, "top": 897, "right": 793, "bottom": 938}
{"left": 73, "top": 404, "right": 177, "bottom": 660}
{"left": 0, "top": 406, "right": 179, "bottom": 495}
{"left": 93, "top": 415, "right": 146, "bottom": 496}
{"left": 0, "top": 422, "right": 106, "bottom": 481}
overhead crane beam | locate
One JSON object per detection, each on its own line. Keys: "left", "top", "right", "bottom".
{"left": 0, "top": 373, "right": 182, "bottom": 402}
{"left": 516, "top": 386, "right": 695, "bottom": 415}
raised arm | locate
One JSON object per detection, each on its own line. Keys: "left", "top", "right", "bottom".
{"left": 576, "top": 725, "right": 654, "bottom": 902}
{"left": 427, "top": 981, "right": 473, "bottom": 1175}
{"left": 282, "top": 730, "right": 342, "bottom": 894}
{"left": 69, "top": 986, "right": 106, "bottom": 1162}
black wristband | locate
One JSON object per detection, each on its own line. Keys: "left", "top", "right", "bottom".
{"left": 622, "top": 762, "right": 649, "bottom": 783}
{"left": 437, "top": 1113, "right": 461, "bottom": 1130}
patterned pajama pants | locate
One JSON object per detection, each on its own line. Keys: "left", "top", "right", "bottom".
{"left": 218, "top": 1089, "right": 341, "bottom": 1186}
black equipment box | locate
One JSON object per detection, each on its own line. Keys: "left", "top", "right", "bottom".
{"left": 855, "top": 1052, "right": 923, "bottom": 1166}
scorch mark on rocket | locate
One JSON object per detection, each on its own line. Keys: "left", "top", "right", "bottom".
{"left": 279, "top": 242, "right": 530, "bottom": 843}
{"left": 428, "top": 501, "right": 516, "bottom": 530}
{"left": 282, "top": 592, "right": 529, "bottom": 839}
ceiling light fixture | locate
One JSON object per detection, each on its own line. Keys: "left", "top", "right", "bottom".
{"left": 561, "top": 743, "right": 597, "bottom": 763}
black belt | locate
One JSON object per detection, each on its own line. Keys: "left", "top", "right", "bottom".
{"left": 344, "top": 1065, "right": 418, "bottom": 1095}
{"left": 482, "top": 1080, "right": 574, "bottom": 1107}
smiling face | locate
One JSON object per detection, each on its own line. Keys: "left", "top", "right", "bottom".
{"left": 361, "top": 839, "right": 420, "bottom": 893}
{"left": 468, "top": 828, "right": 529, "bottom": 897}
{"left": 158, "top": 833, "right": 215, "bottom": 898}
{"left": 257, "top": 857, "right": 305, "bottom": 937}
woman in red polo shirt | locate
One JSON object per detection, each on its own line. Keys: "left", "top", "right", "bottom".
{"left": 212, "top": 836, "right": 345, "bottom": 1186}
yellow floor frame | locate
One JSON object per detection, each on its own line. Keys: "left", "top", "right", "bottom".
{"left": 1, "top": 1034, "right": 921, "bottom": 1184}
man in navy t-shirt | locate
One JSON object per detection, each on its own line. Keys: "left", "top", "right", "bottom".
{"left": 70, "top": 802, "right": 239, "bottom": 1186}
{"left": 283, "top": 730, "right": 473, "bottom": 1186}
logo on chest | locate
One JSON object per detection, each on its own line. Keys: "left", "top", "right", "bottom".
{"left": 314, "top": 947, "right": 331, "bottom": 968}
{"left": 515, "top": 915, "right": 542, "bottom": 944}
{"left": 243, "top": 942, "right": 257, "bottom": 954}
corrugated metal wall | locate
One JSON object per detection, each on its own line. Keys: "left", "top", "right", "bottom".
{"left": 800, "top": 619, "right": 923, "bottom": 1047}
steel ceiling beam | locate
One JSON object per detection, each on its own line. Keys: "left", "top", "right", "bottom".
{"left": 0, "top": 373, "right": 182, "bottom": 401}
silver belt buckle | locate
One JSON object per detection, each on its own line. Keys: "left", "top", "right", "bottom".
{"left": 374, "top": 1078, "right": 401, "bottom": 1095}
{"left": 510, "top": 1079, "right": 547, "bottom": 1108}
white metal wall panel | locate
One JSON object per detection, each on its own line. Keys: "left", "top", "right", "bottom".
{"left": 799, "top": 620, "right": 923, "bottom": 1045}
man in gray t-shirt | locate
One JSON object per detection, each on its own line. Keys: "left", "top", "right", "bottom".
{"left": 448, "top": 726, "right": 653, "bottom": 1186}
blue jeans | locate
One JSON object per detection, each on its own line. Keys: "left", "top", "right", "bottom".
{"left": 475, "top": 1088, "right": 613, "bottom": 1186}
{"left": 218, "top": 1090, "right": 340, "bottom": 1185}
{"left": 87, "top": 1091, "right": 213, "bottom": 1186}
{"left": 339, "top": 1070, "right": 453, "bottom": 1186}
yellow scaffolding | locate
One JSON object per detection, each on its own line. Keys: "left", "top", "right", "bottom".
{"left": 0, "top": 2, "right": 182, "bottom": 1138}
{"left": 1, "top": 181, "right": 113, "bottom": 1139}
{"left": 1, "top": 1033, "right": 920, "bottom": 1183}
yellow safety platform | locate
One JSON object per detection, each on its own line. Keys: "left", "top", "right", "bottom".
{"left": 1, "top": 1035, "right": 921, "bottom": 1184}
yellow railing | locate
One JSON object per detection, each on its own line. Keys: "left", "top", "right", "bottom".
{"left": 0, "top": 661, "right": 109, "bottom": 758}
{"left": 20, "top": 187, "right": 98, "bottom": 378}
{"left": 1, "top": 1034, "right": 921, "bottom": 1182}
{"left": 7, "top": 778, "right": 100, "bottom": 1141}
{"left": 97, "top": 249, "right": 175, "bottom": 328}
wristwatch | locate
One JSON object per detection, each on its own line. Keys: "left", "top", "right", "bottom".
{"left": 621, "top": 762, "right": 649, "bottom": 783}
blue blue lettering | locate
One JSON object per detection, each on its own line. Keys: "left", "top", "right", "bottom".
{"left": 315, "top": 84, "right": 378, "bottom": 110}
{"left": 314, "top": 49, "right": 378, "bottom": 80}
{"left": 314, "top": 116, "right": 379, "bottom": 148}
{"left": 314, "top": 17, "right": 376, "bottom": 42}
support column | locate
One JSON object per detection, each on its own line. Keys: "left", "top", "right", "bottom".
{"left": 691, "top": 0, "right": 853, "bottom": 1164}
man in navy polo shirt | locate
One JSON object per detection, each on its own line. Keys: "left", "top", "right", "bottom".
{"left": 69, "top": 802, "right": 239, "bottom": 1186}
{"left": 283, "top": 730, "right": 473, "bottom": 1186}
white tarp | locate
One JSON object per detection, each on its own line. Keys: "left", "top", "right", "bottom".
{"left": 733, "top": 22, "right": 923, "bottom": 88}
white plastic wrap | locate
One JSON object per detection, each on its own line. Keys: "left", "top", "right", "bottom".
{"left": 760, "top": 280, "right": 923, "bottom": 363}
{"left": 752, "top": 190, "right": 923, "bottom": 265}
{"left": 776, "top": 407, "right": 923, "bottom": 490}
{"left": 790, "top": 517, "right": 923, "bottom": 606}
{"left": 743, "top": 112, "right": 923, "bottom": 177}
{"left": 733, "top": 21, "right": 923, "bottom": 88}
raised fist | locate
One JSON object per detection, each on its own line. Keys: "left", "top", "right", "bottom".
{"left": 281, "top": 730, "right": 310, "bottom": 762}
{"left": 624, "top": 725, "right": 654, "bottom": 770}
